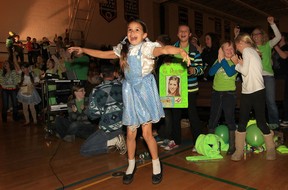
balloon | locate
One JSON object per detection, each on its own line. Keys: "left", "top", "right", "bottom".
{"left": 246, "top": 124, "right": 264, "bottom": 147}
{"left": 215, "top": 125, "right": 229, "bottom": 144}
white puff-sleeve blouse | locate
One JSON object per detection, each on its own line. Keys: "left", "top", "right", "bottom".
{"left": 113, "top": 41, "right": 161, "bottom": 76}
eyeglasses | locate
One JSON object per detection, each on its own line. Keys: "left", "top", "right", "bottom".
{"left": 252, "top": 32, "right": 262, "bottom": 36}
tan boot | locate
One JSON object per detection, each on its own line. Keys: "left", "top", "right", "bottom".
{"left": 231, "top": 131, "right": 246, "bottom": 161}
{"left": 264, "top": 131, "right": 276, "bottom": 160}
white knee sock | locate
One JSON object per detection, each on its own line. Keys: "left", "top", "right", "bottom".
{"left": 126, "top": 159, "right": 135, "bottom": 174}
{"left": 152, "top": 158, "right": 161, "bottom": 175}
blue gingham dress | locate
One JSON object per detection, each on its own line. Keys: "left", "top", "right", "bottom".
{"left": 17, "top": 75, "right": 41, "bottom": 105}
{"left": 114, "top": 42, "right": 164, "bottom": 127}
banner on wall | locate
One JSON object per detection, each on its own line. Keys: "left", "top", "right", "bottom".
{"left": 195, "top": 11, "right": 203, "bottom": 38}
{"left": 100, "top": 0, "right": 117, "bottom": 23}
{"left": 124, "top": 0, "right": 139, "bottom": 22}
{"left": 159, "top": 63, "right": 188, "bottom": 108}
{"left": 178, "top": 6, "right": 188, "bottom": 25}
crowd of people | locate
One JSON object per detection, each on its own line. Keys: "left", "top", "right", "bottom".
{"left": 0, "top": 16, "right": 287, "bottom": 185}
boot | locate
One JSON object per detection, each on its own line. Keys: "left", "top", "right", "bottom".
{"left": 264, "top": 131, "right": 276, "bottom": 160}
{"left": 227, "top": 130, "right": 236, "bottom": 155}
{"left": 231, "top": 131, "right": 246, "bottom": 161}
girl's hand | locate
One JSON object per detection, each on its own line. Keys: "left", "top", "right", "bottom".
{"left": 218, "top": 47, "right": 224, "bottom": 62}
{"left": 231, "top": 54, "right": 239, "bottom": 65}
{"left": 72, "top": 105, "right": 77, "bottom": 112}
{"left": 234, "top": 26, "right": 240, "bottom": 38}
{"left": 68, "top": 47, "right": 83, "bottom": 55}
{"left": 180, "top": 50, "right": 191, "bottom": 66}
{"left": 267, "top": 16, "right": 275, "bottom": 25}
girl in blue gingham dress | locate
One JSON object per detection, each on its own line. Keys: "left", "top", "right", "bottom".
{"left": 68, "top": 19, "right": 190, "bottom": 185}
{"left": 17, "top": 64, "right": 41, "bottom": 125}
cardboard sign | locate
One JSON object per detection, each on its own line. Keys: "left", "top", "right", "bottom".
{"left": 159, "top": 63, "right": 188, "bottom": 108}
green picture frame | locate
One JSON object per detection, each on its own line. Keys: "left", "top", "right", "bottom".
{"left": 159, "top": 63, "right": 188, "bottom": 108}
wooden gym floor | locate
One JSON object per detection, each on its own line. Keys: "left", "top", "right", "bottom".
{"left": 1, "top": 110, "right": 288, "bottom": 190}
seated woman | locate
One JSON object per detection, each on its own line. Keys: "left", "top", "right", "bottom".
{"left": 53, "top": 84, "right": 96, "bottom": 142}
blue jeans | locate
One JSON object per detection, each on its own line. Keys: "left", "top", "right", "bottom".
{"left": 207, "top": 90, "right": 237, "bottom": 132}
{"left": 80, "top": 129, "right": 122, "bottom": 156}
{"left": 54, "top": 116, "right": 95, "bottom": 139}
{"left": 263, "top": 76, "right": 279, "bottom": 125}
{"left": 2, "top": 89, "right": 19, "bottom": 121}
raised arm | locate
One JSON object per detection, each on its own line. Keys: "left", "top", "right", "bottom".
{"left": 268, "top": 16, "right": 281, "bottom": 47}
{"left": 68, "top": 47, "right": 118, "bottom": 59}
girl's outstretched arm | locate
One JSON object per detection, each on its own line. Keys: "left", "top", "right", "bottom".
{"left": 153, "top": 45, "right": 190, "bottom": 66}
{"left": 68, "top": 47, "right": 118, "bottom": 59}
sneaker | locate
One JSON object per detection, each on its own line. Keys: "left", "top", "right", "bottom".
{"left": 192, "top": 147, "right": 197, "bottom": 152}
{"left": 154, "top": 135, "right": 164, "bottom": 144}
{"left": 55, "top": 133, "right": 61, "bottom": 139}
{"left": 164, "top": 140, "right": 179, "bottom": 151}
{"left": 268, "top": 123, "right": 279, "bottom": 130}
{"left": 115, "top": 134, "right": 127, "bottom": 155}
{"left": 63, "top": 135, "right": 75, "bottom": 142}
{"left": 280, "top": 121, "right": 288, "bottom": 127}
{"left": 160, "top": 139, "right": 170, "bottom": 147}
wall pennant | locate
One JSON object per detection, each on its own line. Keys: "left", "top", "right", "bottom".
{"left": 124, "top": 0, "right": 139, "bottom": 22}
{"left": 100, "top": 0, "right": 117, "bottom": 23}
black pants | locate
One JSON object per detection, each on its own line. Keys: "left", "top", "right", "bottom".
{"left": 238, "top": 89, "right": 270, "bottom": 135}
{"left": 187, "top": 92, "right": 202, "bottom": 145}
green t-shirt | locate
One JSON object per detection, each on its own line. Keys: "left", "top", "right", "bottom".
{"left": 258, "top": 42, "right": 274, "bottom": 74}
{"left": 75, "top": 99, "right": 84, "bottom": 113}
{"left": 65, "top": 55, "right": 89, "bottom": 80}
{"left": 213, "top": 60, "right": 237, "bottom": 91}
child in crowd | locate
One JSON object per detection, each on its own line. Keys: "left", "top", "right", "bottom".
{"left": 207, "top": 41, "right": 238, "bottom": 155}
{"left": 232, "top": 33, "right": 276, "bottom": 161}
{"left": 17, "top": 63, "right": 41, "bottom": 126}
{"left": 54, "top": 84, "right": 95, "bottom": 142}
{"left": 0, "top": 60, "right": 20, "bottom": 122}
{"left": 80, "top": 63, "right": 126, "bottom": 156}
{"left": 69, "top": 19, "right": 190, "bottom": 185}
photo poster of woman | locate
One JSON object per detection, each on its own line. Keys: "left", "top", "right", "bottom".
{"left": 159, "top": 63, "right": 188, "bottom": 108}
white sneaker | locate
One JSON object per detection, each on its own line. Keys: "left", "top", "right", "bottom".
{"left": 115, "top": 134, "right": 127, "bottom": 155}
{"left": 192, "top": 147, "right": 197, "bottom": 152}
{"left": 164, "top": 140, "right": 179, "bottom": 151}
